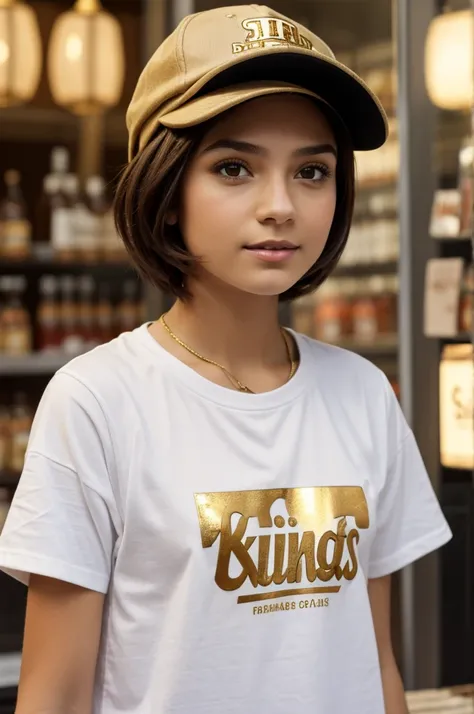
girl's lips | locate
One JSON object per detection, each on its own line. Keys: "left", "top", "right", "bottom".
{"left": 244, "top": 246, "right": 298, "bottom": 263}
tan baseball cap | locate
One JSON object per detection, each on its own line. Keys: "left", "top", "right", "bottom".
{"left": 127, "top": 4, "right": 388, "bottom": 161}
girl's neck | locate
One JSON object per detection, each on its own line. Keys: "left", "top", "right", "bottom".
{"left": 162, "top": 278, "right": 287, "bottom": 374}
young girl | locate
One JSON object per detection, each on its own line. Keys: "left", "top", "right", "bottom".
{"left": 0, "top": 5, "right": 451, "bottom": 714}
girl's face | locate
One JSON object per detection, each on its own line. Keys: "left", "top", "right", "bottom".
{"left": 179, "top": 94, "right": 338, "bottom": 298}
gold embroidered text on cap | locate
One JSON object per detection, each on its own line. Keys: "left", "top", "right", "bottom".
{"left": 126, "top": 5, "right": 388, "bottom": 161}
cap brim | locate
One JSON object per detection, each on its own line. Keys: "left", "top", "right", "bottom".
{"left": 160, "top": 49, "right": 387, "bottom": 152}
{"left": 160, "top": 82, "right": 331, "bottom": 130}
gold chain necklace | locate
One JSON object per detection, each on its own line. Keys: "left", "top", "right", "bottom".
{"left": 159, "top": 314, "right": 298, "bottom": 394}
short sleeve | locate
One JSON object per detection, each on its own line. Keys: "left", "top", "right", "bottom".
{"left": 0, "top": 371, "right": 121, "bottom": 593}
{"left": 368, "top": 380, "right": 452, "bottom": 579}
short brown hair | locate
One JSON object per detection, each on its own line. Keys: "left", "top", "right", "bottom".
{"left": 114, "top": 119, "right": 355, "bottom": 302}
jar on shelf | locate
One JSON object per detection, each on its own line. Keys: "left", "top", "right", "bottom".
{"left": 0, "top": 170, "right": 31, "bottom": 260}
{"left": 375, "top": 275, "right": 398, "bottom": 335}
{"left": 367, "top": 192, "right": 399, "bottom": 264}
{"left": 352, "top": 279, "right": 378, "bottom": 342}
{"left": 37, "top": 275, "right": 61, "bottom": 352}
{"left": 314, "top": 279, "right": 352, "bottom": 344}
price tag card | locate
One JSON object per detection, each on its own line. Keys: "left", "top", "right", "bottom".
{"left": 440, "top": 345, "right": 474, "bottom": 470}
{"left": 424, "top": 258, "right": 464, "bottom": 337}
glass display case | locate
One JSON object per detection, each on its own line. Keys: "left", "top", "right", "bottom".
{"left": 421, "top": 0, "right": 474, "bottom": 690}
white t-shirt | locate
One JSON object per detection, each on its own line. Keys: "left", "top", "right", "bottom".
{"left": 0, "top": 325, "right": 451, "bottom": 714}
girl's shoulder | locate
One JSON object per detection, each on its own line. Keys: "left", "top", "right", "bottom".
{"left": 293, "top": 330, "right": 389, "bottom": 392}
{"left": 56, "top": 323, "right": 160, "bottom": 400}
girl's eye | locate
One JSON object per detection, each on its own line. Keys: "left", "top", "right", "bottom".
{"left": 217, "top": 161, "right": 250, "bottom": 179}
{"left": 297, "top": 164, "right": 331, "bottom": 181}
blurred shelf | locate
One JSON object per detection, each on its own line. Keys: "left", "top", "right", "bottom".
{"left": 0, "top": 257, "right": 135, "bottom": 277}
{"left": 0, "top": 470, "right": 19, "bottom": 488}
{"left": 431, "top": 234, "right": 472, "bottom": 242}
{"left": 438, "top": 334, "right": 471, "bottom": 344}
{"left": 0, "top": 351, "right": 80, "bottom": 376}
{"left": 442, "top": 466, "right": 473, "bottom": 484}
{"left": 333, "top": 260, "right": 398, "bottom": 278}
{"left": 0, "top": 107, "right": 127, "bottom": 148}
{"left": 356, "top": 180, "right": 397, "bottom": 194}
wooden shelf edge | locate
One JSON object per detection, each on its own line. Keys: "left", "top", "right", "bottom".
{"left": 0, "top": 352, "right": 79, "bottom": 376}
{"left": 0, "top": 258, "right": 135, "bottom": 274}
{"left": 333, "top": 261, "right": 398, "bottom": 277}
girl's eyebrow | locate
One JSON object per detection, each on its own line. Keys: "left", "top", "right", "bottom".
{"left": 201, "top": 139, "right": 337, "bottom": 158}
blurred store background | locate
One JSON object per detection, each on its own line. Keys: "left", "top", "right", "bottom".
{"left": 0, "top": 0, "right": 473, "bottom": 711}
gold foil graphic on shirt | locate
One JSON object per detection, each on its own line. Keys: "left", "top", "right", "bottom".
{"left": 232, "top": 17, "right": 313, "bottom": 54}
{"left": 194, "top": 486, "right": 369, "bottom": 603}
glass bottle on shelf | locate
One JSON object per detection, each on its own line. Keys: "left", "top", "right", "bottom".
{"left": 0, "top": 276, "right": 32, "bottom": 355}
{"left": 95, "top": 283, "right": 115, "bottom": 344}
{"left": 37, "top": 275, "right": 61, "bottom": 352}
{"left": 49, "top": 146, "right": 70, "bottom": 179}
{"left": 8, "top": 393, "right": 32, "bottom": 474}
{"left": 116, "top": 279, "right": 139, "bottom": 336}
{"left": 45, "top": 175, "right": 73, "bottom": 263}
{"left": 0, "top": 170, "right": 32, "bottom": 260}
{"left": 375, "top": 276, "right": 398, "bottom": 336}
{"left": 314, "top": 280, "right": 351, "bottom": 344}
{"left": 83, "top": 176, "right": 110, "bottom": 263}
{"left": 75, "top": 178, "right": 105, "bottom": 264}
{"left": 77, "top": 275, "right": 96, "bottom": 348}
{"left": 37, "top": 147, "right": 70, "bottom": 258}
{"left": 59, "top": 174, "right": 80, "bottom": 263}
{"left": 368, "top": 192, "right": 399, "bottom": 264}
{"left": 352, "top": 279, "right": 378, "bottom": 343}
{"left": 59, "top": 275, "right": 82, "bottom": 353}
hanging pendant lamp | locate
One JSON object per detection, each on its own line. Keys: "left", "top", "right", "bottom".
{"left": 425, "top": 9, "right": 473, "bottom": 111}
{"left": 47, "top": 0, "right": 125, "bottom": 115}
{"left": 0, "top": 0, "right": 42, "bottom": 107}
